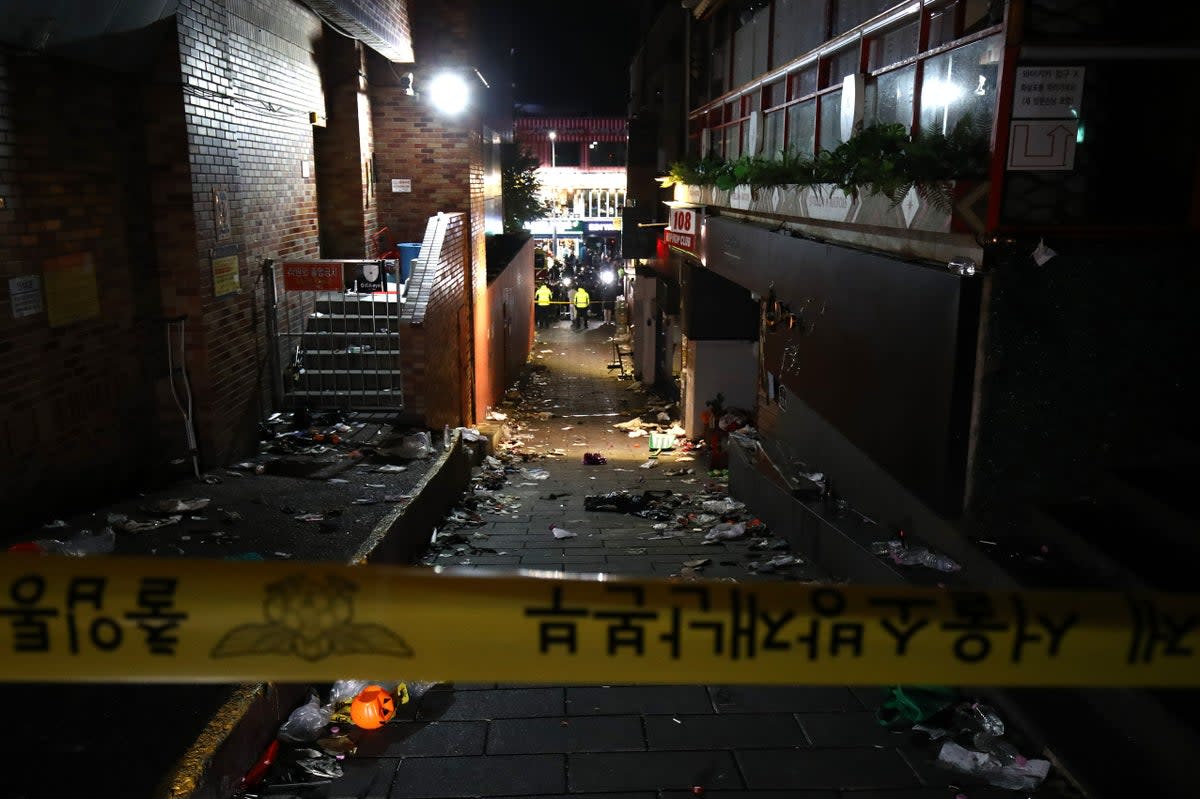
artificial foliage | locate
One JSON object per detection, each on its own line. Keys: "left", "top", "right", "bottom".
{"left": 662, "top": 116, "right": 991, "bottom": 212}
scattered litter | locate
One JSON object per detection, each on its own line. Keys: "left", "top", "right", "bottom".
{"left": 935, "top": 740, "right": 1050, "bottom": 791}
{"left": 639, "top": 459, "right": 659, "bottom": 469}
{"left": 683, "top": 558, "right": 711, "bottom": 568}
{"left": 583, "top": 453, "right": 607, "bottom": 465}
{"left": 704, "top": 521, "right": 746, "bottom": 541}
{"left": 150, "top": 498, "right": 211, "bottom": 514}
{"left": 295, "top": 513, "right": 326, "bottom": 522}
{"left": 550, "top": 526, "right": 577, "bottom": 539}
{"left": 486, "top": 410, "right": 508, "bottom": 421}
{"left": 383, "top": 494, "right": 408, "bottom": 503}
{"left": 274, "top": 552, "right": 293, "bottom": 559}
{"left": 327, "top": 478, "right": 350, "bottom": 484}
{"left": 352, "top": 498, "right": 378, "bottom": 505}
{"left": 108, "top": 513, "right": 182, "bottom": 533}
{"left": 702, "top": 498, "right": 745, "bottom": 514}
{"left": 376, "top": 465, "right": 408, "bottom": 473}
{"left": 524, "top": 468, "right": 551, "bottom": 480}
{"left": 626, "top": 548, "right": 647, "bottom": 555}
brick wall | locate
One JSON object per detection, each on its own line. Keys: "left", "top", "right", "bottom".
{"left": 398, "top": 213, "right": 469, "bottom": 428}
{"left": 175, "top": 0, "right": 327, "bottom": 462}
{"left": 0, "top": 50, "right": 161, "bottom": 523}
{"left": 316, "top": 35, "right": 376, "bottom": 258}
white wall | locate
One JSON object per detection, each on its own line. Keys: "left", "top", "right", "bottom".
{"left": 683, "top": 339, "right": 759, "bottom": 438}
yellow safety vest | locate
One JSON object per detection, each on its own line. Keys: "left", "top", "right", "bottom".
{"left": 535, "top": 285, "right": 552, "bottom": 305}
{"left": 573, "top": 289, "right": 590, "bottom": 308}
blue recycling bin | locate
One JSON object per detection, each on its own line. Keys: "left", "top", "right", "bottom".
{"left": 396, "top": 243, "right": 421, "bottom": 283}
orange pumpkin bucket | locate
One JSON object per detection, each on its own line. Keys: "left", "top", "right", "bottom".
{"left": 349, "top": 684, "right": 396, "bottom": 729}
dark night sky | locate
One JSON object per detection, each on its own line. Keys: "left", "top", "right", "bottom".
{"left": 480, "top": 1, "right": 670, "bottom": 117}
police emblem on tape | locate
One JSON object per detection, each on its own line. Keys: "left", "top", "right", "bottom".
{"left": 210, "top": 574, "right": 413, "bottom": 661}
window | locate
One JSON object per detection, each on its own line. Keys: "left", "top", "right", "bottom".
{"left": 826, "top": 46, "right": 861, "bottom": 87}
{"left": 787, "top": 99, "right": 817, "bottom": 157}
{"left": 724, "top": 123, "right": 742, "bottom": 159}
{"left": 928, "top": 0, "right": 997, "bottom": 49}
{"left": 918, "top": 34, "right": 1001, "bottom": 136}
{"left": 764, "top": 79, "right": 786, "bottom": 109}
{"left": 588, "top": 142, "right": 626, "bottom": 167}
{"left": 554, "top": 141, "right": 582, "bottom": 167}
{"left": 773, "top": 0, "right": 828, "bottom": 67}
{"left": 865, "top": 64, "right": 916, "bottom": 128}
{"left": 763, "top": 109, "right": 786, "bottom": 159}
{"left": 790, "top": 66, "right": 819, "bottom": 99}
{"left": 833, "top": 0, "right": 895, "bottom": 36}
{"left": 819, "top": 90, "right": 845, "bottom": 149}
{"left": 868, "top": 19, "right": 919, "bottom": 71}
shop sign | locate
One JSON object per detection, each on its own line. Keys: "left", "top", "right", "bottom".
{"left": 665, "top": 205, "right": 700, "bottom": 254}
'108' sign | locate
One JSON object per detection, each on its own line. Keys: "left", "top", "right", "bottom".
{"left": 669, "top": 208, "right": 698, "bottom": 236}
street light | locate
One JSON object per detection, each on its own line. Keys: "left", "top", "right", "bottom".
{"left": 548, "top": 129, "right": 557, "bottom": 168}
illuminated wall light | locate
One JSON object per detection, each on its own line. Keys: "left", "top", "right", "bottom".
{"left": 428, "top": 72, "right": 469, "bottom": 114}
{"left": 923, "top": 77, "right": 964, "bottom": 108}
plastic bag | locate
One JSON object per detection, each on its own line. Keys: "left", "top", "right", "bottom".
{"left": 278, "top": 692, "right": 332, "bottom": 743}
{"left": 396, "top": 431, "right": 434, "bottom": 459}
{"left": 330, "top": 679, "right": 372, "bottom": 706}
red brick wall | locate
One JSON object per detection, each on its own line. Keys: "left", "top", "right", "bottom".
{"left": 399, "top": 213, "right": 470, "bottom": 429}
{"left": 0, "top": 50, "right": 160, "bottom": 523}
{"left": 480, "top": 238, "right": 536, "bottom": 414}
{"left": 175, "top": 0, "right": 328, "bottom": 462}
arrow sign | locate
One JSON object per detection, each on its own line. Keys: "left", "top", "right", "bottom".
{"left": 1007, "top": 120, "right": 1078, "bottom": 171}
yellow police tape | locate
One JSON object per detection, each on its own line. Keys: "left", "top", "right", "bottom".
{"left": 1, "top": 555, "right": 1197, "bottom": 685}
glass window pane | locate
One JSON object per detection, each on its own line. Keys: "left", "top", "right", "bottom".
{"left": 724, "top": 123, "right": 741, "bottom": 159}
{"left": 827, "top": 47, "right": 860, "bottom": 87}
{"left": 787, "top": 99, "right": 817, "bottom": 158}
{"left": 865, "top": 64, "right": 915, "bottom": 128}
{"left": 868, "top": 20, "right": 919, "bottom": 70}
{"left": 773, "top": 0, "right": 828, "bottom": 67}
{"left": 919, "top": 34, "right": 1002, "bottom": 136}
{"left": 763, "top": 109, "right": 786, "bottom": 160}
{"left": 833, "top": 0, "right": 894, "bottom": 36}
{"left": 733, "top": 7, "right": 769, "bottom": 87}
{"left": 819, "top": 90, "right": 845, "bottom": 149}
{"left": 765, "top": 78, "right": 787, "bottom": 109}
{"left": 753, "top": 6, "right": 771, "bottom": 75}
{"left": 791, "top": 66, "right": 819, "bottom": 99}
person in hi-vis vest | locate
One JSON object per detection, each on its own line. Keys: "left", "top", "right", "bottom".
{"left": 535, "top": 283, "right": 553, "bottom": 329}
{"left": 572, "top": 285, "right": 591, "bottom": 330}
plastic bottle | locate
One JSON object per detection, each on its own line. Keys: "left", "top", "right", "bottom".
{"left": 953, "top": 701, "right": 1005, "bottom": 737}
{"left": 443, "top": 424, "right": 451, "bottom": 450}
{"left": 972, "top": 732, "right": 1027, "bottom": 766}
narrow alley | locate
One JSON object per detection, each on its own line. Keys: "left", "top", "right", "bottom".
{"left": 270, "top": 317, "right": 1079, "bottom": 799}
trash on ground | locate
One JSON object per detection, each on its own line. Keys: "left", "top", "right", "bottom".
{"left": 550, "top": 525, "right": 577, "bottom": 539}
{"left": 486, "top": 410, "right": 508, "bottom": 421}
{"left": 872, "top": 540, "right": 961, "bottom": 572}
{"left": 278, "top": 693, "right": 333, "bottom": 743}
{"left": 639, "top": 459, "right": 659, "bottom": 469}
{"left": 150, "top": 497, "right": 211, "bottom": 514}
{"left": 108, "top": 513, "right": 182, "bottom": 533}
{"left": 583, "top": 452, "right": 607, "bottom": 465}
{"left": 683, "top": 558, "right": 711, "bottom": 568}
{"left": 524, "top": 468, "right": 551, "bottom": 480}
{"left": 17, "top": 527, "right": 117, "bottom": 557}
{"left": 704, "top": 521, "right": 746, "bottom": 541}
{"left": 702, "top": 497, "right": 745, "bottom": 514}
{"left": 935, "top": 740, "right": 1050, "bottom": 791}
{"left": 376, "top": 464, "right": 408, "bottom": 473}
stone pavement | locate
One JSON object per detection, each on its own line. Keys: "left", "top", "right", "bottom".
{"left": 291, "top": 318, "right": 1080, "bottom": 799}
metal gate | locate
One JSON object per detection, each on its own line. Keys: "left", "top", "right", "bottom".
{"left": 266, "top": 258, "right": 405, "bottom": 412}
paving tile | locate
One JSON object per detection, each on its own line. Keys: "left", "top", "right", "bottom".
{"left": 416, "top": 687, "right": 563, "bottom": 721}
{"left": 644, "top": 712, "right": 808, "bottom": 749}
{"left": 390, "top": 754, "right": 564, "bottom": 797}
{"left": 487, "top": 714, "right": 645, "bottom": 753}
{"left": 308, "top": 757, "right": 398, "bottom": 798}
{"left": 849, "top": 685, "right": 893, "bottom": 711}
{"left": 709, "top": 685, "right": 861, "bottom": 713}
{"left": 354, "top": 721, "right": 486, "bottom": 757}
{"left": 566, "top": 685, "right": 714, "bottom": 715}
{"left": 568, "top": 750, "right": 742, "bottom": 792}
{"left": 737, "top": 747, "right": 921, "bottom": 789}
{"left": 796, "top": 712, "right": 911, "bottom": 747}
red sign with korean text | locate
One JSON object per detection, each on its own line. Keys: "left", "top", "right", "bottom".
{"left": 665, "top": 206, "right": 700, "bottom": 255}
{"left": 282, "top": 262, "right": 344, "bottom": 292}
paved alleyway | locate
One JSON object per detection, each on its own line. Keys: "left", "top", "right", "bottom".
{"left": 296, "top": 317, "right": 1076, "bottom": 799}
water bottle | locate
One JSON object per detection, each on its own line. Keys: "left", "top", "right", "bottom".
{"left": 973, "top": 732, "right": 1027, "bottom": 767}
{"left": 443, "top": 424, "right": 451, "bottom": 450}
{"left": 953, "top": 701, "right": 1005, "bottom": 737}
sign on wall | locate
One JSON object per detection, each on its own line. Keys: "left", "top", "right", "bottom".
{"left": 211, "top": 245, "right": 241, "bottom": 297}
{"left": 9, "top": 274, "right": 44, "bottom": 319}
{"left": 1007, "top": 65, "right": 1084, "bottom": 172}
{"left": 43, "top": 253, "right": 100, "bottom": 327}
{"left": 282, "top": 262, "right": 344, "bottom": 292}
{"left": 665, "top": 204, "right": 700, "bottom": 255}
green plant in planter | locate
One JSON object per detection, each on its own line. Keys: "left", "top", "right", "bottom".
{"left": 664, "top": 115, "right": 990, "bottom": 213}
